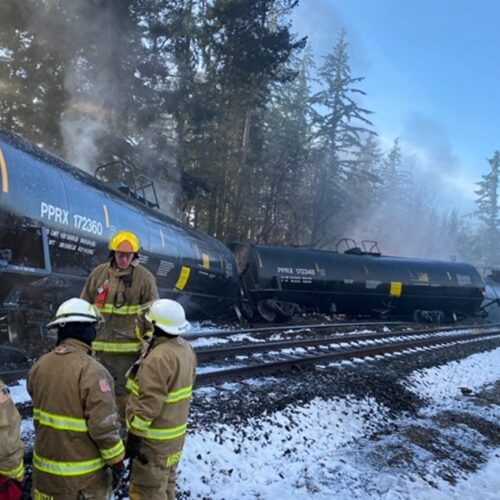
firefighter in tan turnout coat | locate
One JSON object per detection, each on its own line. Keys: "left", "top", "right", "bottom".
{"left": 81, "top": 230, "right": 159, "bottom": 417}
{"left": 125, "top": 299, "right": 197, "bottom": 500}
{"left": 0, "top": 378, "right": 24, "bottom": 499}
{"left": 28, "top": 298, "right": 125, "bottom": 499}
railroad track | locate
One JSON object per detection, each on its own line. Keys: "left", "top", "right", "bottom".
{"left": 194, "top": 323, "right": 500, "bottom": 385}
{"left": 186, "top": 319, "right": 410, "bottom": 341}
{"left": 1, "top": 321, "right": 499, "bottom": 385}
{"left": 0, "top": 319, "right": 409, "bottom": 382}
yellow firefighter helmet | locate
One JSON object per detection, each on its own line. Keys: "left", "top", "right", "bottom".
{"left": 108, "top": 230, "right": 141, "bottom": 253}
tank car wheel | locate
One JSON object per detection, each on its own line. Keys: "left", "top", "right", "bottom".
{"left": 257, "top": 301, "right": 277, "bottom": 322}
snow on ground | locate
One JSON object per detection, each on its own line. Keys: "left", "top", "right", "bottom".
{"left": 180, "top": 396, "right": 390, "bottom": 499}
{"left": 177, "top": 347, "right": 500, "bottom": 499}
{"left": 9, "top": 346, "right": 500, "bottom": 499}
{"left": 407, "top": 348, "right": 500, "bottom": 401}
{"left": 8, "top": 379, "right": 30, "bottom": 403}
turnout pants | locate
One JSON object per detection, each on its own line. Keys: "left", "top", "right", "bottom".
{"left": 98, "top": 352, "right": 138, "bottom": 421}
{"left": 129, "top": 457, "right": 177, "bottom": 500}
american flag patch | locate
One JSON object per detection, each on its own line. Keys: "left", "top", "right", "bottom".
{"left": 99, "top": 378, "right": 112, "bottom": 393}
{"left": 0, "top": 386, "right": 11, "bottom": 404}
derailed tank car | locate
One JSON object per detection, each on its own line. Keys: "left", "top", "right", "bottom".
{"left": 231, "top": 242, "right": 486, "bottom": 322}
{"left": 0, "top": 128, "right": 238, "bottom": 342}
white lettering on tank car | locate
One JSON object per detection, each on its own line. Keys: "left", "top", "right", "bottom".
{"left": 295, "top": 268, "right": 315, "bottom": 276}
{"left": 79, "top": 237, "right": 96, "bottom": 247}
{"left": 73, "top": 214, "right": 103, "bottom": 235}
{"left": 40, "top": 202, "right": 69, "bottom": 225}
{"left": 41, "top": 202, "right": 103, "bottom": 235}
{"left": 77, "top": 246, "right": 95, "bottom": 255}
{"left": 158, "top": 260, "right": 175, "bottom": 277}
{"left": 277, "top": 267, "right": 315, "bottom": 276}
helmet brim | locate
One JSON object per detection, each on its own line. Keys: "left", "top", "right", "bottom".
{"left": 145, "top": 312, "right": 191, "bottom": 335}
{"left": 47, "top": 315, "right": 98, "bottom": 328}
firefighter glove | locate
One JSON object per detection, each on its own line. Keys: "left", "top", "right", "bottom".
{"left": 125, "top": 432, "right": 149, "bottom": 464}
{"left": 111, "top": 460, "right": 125, "bottom": 491}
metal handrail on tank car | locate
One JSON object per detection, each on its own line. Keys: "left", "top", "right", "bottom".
{"left": 334, "top": 238, "right": 381, "bottom": 256}
{"left": 95, "top": 160, "right": 159, "bottom": 209}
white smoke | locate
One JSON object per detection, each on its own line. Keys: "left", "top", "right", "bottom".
{"left": 60, "top": 100, "right": 107, "bottom": 175}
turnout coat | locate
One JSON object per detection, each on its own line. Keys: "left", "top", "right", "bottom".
{"left": 126, "top": 335, "right": 197, "bottom": 466}
{"left": 81, "top": 259, "right": 159, "bottom": 355}
{"left": 28, "top": 338, "right": 124, "bottom": 495}
{"left": 0, "top": 378, "right": 24, "bottom": 481}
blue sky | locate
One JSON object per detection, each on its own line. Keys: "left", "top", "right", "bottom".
{"left": 291, "top": 0, "right": 500, "bottom": 211}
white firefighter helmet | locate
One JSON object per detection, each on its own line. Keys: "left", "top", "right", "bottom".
{"left": 145, "top": 299, "right": 190, "bottom": 335}
{"left": 47, "top": 298, "right": 100, "bottom": 328}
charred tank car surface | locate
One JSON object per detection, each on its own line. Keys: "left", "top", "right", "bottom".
{"left": 230, "top": 242, "right": 486, "bottom": 322}
{"left": 0, "top": 128, "right": 238, "bottom": 342}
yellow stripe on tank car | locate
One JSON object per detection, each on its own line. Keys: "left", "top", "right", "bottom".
{"left": 175, "top": 266, "right": 191, "bottom": 290}
{"left": 389, "top": 281, "right": 403, "bottom": 297}
{"left": 202, "top": 253, "right": 210, "bottom": 269}
{"left": 102, "top": 204, "right": 110, "bottom": 227}
{"left": 0, "top": 147, "right": 9, "bottom": 193}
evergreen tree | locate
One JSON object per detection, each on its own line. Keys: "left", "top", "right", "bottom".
{"left": 475, "top": 151, "right": 500, "bottom": 266}
{"left": 186, "top": 0, "right": 305, "bottom": 240}
{"left": 0, "top": 0, "right": 67, "bottom": 149}
{"left": 310, "top": 30, "right": 375, "bottom": 247}
{"left": 343, "top": 133, "right": 383, "bottom": 238}
{"left": 254, "top": 49, "right": 315, "bottom": 244}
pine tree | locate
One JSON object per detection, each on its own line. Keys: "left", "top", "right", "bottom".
{"left": 186, "top": 0, "right": 305, "bottom": 240}
{"left": 475, "top": 151, "right": 500, "bottom": 266}
{"left": 343, "top": 133, "right": 383, "bottom": 239}
{"left": 255, "top": 49, "right": 315, "bottom": 244}
{"left": 309, "top": 29, "right": 375, "bottom": 247}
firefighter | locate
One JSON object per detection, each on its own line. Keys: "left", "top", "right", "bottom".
{"left": 0, "top": 378, "right": 24, "bottom": 500}
{"left": 125, "top": 299, "right": 197, "bottom": 500}
{"left": 81, "top": 230, "right": 159, "bottom": 417}
{"left": 28, "top": 298, "right": 125, "bottom": 499}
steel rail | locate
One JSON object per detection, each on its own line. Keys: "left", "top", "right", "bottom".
{"left": 187, "top": 319, "right": 496, "bottom": 341}
{"left": 195, "top": 329, "right": 500, "bottom": 385}
{"left": 195, "top": 323, "right": 500, "bottom": 361}
{"left": 186, "top": 320, "right": 410, "bottom": 340}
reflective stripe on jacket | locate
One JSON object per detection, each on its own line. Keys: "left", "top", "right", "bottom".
{"left": 126, "top": 336, "right": 197, "bottom": 462}
{"left": 28, "top": 338, "right": 124, "bottom": 493}
{"left": 80, "top": 260, "right": 159, "bottom": 346}
{"left": 91, "top": 340, "right": 142, "bottom": 353}
{"left": 0, "top": 378, "right": 24, "bottom": 480}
